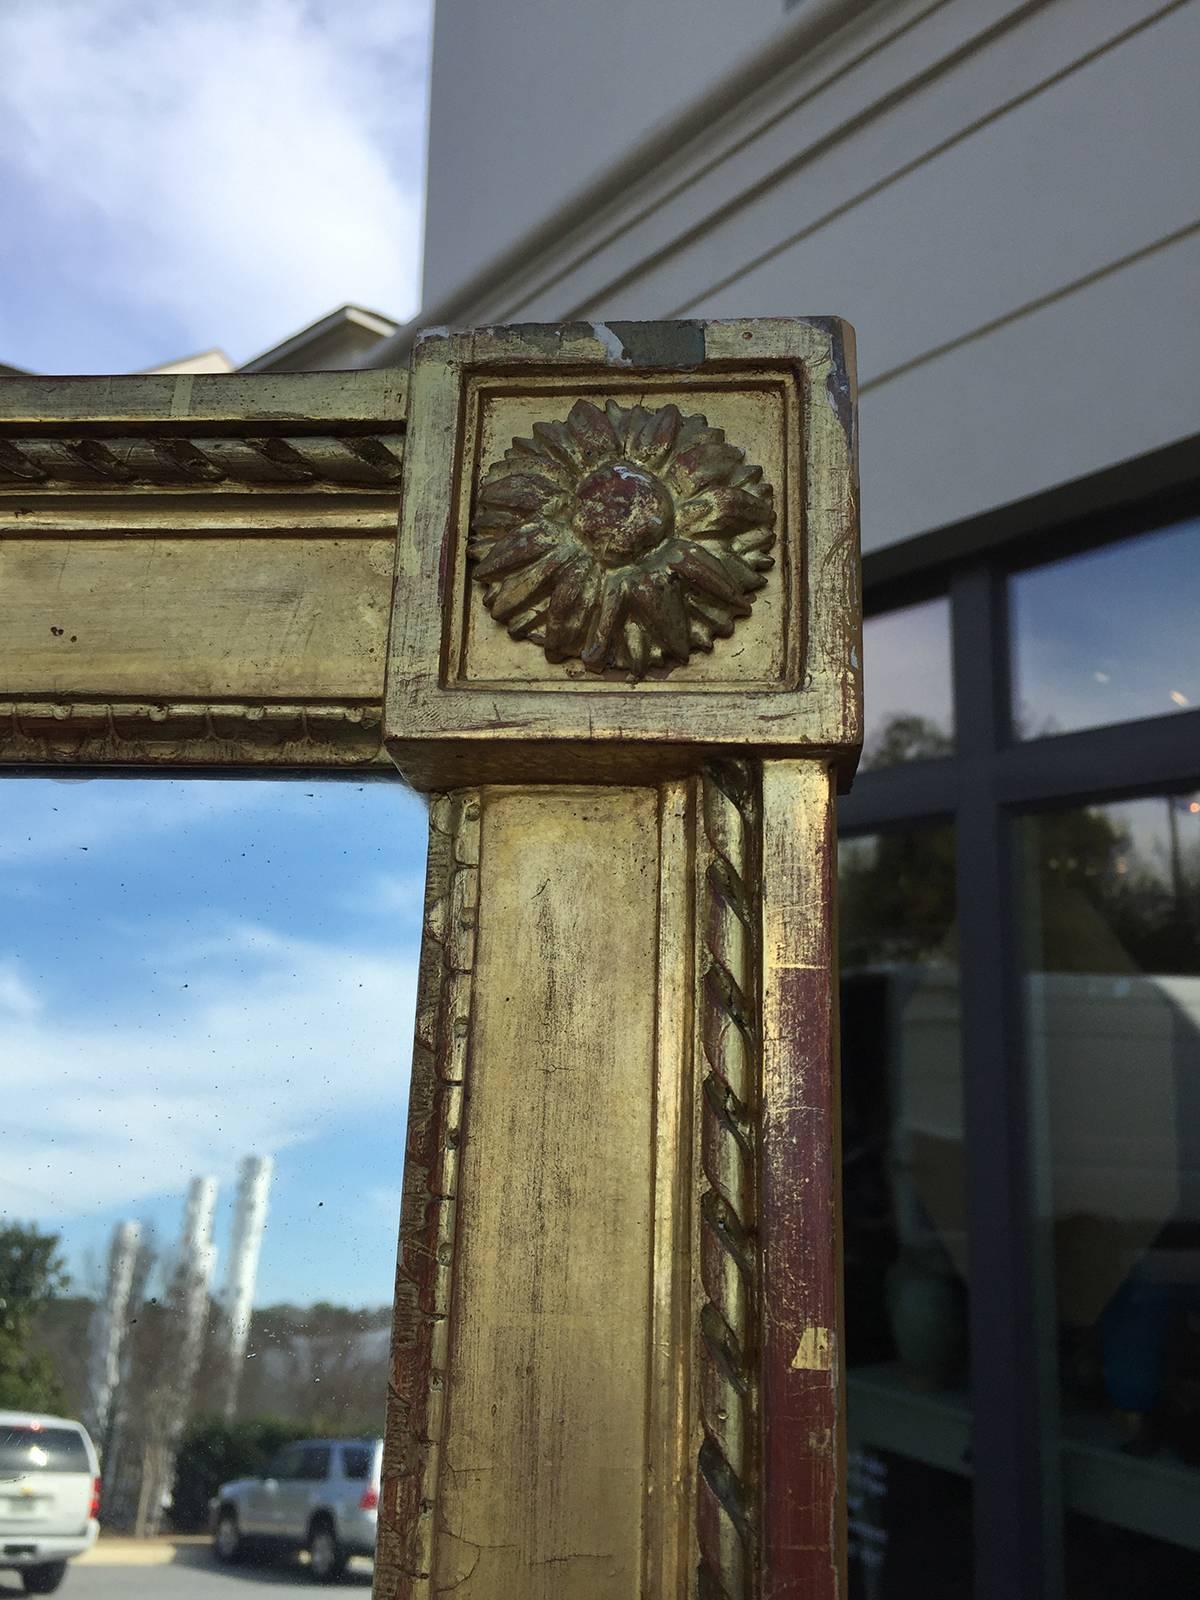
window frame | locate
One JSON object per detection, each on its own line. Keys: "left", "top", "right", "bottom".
{"left": 843, "top": 490, "right": 1200, "bottom": 1600}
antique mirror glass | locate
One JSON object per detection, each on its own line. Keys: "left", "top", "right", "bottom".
{"left": 3, "top": 774, "right": 424, "bottom": 1581}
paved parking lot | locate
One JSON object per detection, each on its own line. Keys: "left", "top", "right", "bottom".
{"left": 0, "top": 1541, "right": 373, "bottom": 1597}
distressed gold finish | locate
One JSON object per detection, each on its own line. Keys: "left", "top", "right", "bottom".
{"left": 385, "top": 319, "right": 859, "bottom": 789}
{"left": 375, "top": 319, "right": 858, "bottom": 1600}
{"left": 0, "top": 319, "right": 860, "bottom": 1600}
{"left": 469, "top": 397, "right": 774, "bottom": 675}
{"left": 759, "top": 760, "right": 846, "bottom": 1593}
{"left": 0, "top": 369, "right": 405, "bottom": 769}
{"left": 383, "top": 790, "right": 479, "bottom": 1590}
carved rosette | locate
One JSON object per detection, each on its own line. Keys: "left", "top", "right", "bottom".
{"left": 698, "top": 762, "right": 760, "bottom": 1599}
{"left": 469, "top": 399, "right": 775, "bottom": 676}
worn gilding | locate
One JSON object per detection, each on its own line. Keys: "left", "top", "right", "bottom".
{"left": 0, "top": 369, "right": 405, "bottom": 769}
{"left": 0, "top": 321, "right": 860, "bottom": 1600}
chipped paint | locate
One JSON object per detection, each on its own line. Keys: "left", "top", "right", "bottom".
{"left": 790, "top": 1324, "right": 833, "bottom": 1371}
{"left": 606, "top": 318, "right": 705, "bottom": 369}
{"left": 588, "top": 321, "right": 631, "bottom": 364}
{"left": 169, "top": 374, "right": 194, "bottom": 418}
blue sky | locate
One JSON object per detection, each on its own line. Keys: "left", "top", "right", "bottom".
{"left": 0, "top": 0, "right": 434, "bottom": 1310}
{"left": 1, "top": 778, "right": 428, "bottom": 1307}
{"left": 0, "top": 0, "right": 432, "bottom": 372}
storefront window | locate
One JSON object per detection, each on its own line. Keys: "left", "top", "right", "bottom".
{"left": 861, "top": 599, "right": 954, "bottom": 771}
{"left": 840, "top": 825, "right": 972, "bottom": 1596}
{"left": 1010, "top": 517, "right": 1200, "bottom": 739}
{"left": 1021, "top": 793, "right": 1200, "bottom": 1594}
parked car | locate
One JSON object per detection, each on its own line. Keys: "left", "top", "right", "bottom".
{"left": 211, "top": 1436, "right": 381, "bottom": 1582}
{"left": 0, "top": 1412, "right": 101, "bottom": 1595}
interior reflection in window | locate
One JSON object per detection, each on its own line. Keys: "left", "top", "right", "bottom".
{"left": 1010, "top": 517, "right": 1200, "bottom": 739}
{"left": 1022, "top": 792, "right": 1200, "bottom": 1593}
{"left": 861, "top": 599, "right": 954, "bottom": 771}
{"left": 839, "top": 825, "right": 972, "bottom": 1597}
{"left": 1, "top": 776, "right": 424, "bottom": 1561}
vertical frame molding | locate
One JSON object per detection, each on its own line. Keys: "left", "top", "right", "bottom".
{"left": 376, "top": 318, "right": 859, "bottom": 1600}
{"left": 760, "top": 760, "right": 845, "bottom": 1596}
{"left": 379, "top": 791, "right": 480, "bottom": 1596}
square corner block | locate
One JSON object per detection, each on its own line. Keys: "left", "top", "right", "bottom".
{"left": 385, "top": 319, "right": 861, "bottom": 789}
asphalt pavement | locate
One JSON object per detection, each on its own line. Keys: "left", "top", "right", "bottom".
{"left": 0, "top": 1543, "right": 373, "bottom": 1597}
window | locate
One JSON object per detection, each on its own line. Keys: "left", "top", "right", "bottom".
{"left": 0, "top": 1426, "right": 89, "bottom": 1475}
{"left": 1022, "top": 794, "right": 1200, "bottom": 1595}
{"left": 840, "top": 825, "right": 972, "bottom": 1596}
{"left": 860, "top": 597, "right": 954, "bottom": 770}
{"left": 268, "top": 1443, "right": 304, "bottom": 1481}
{"left": 846, "top": 505, "right": 1200, "bottom": 1596}
{"left": 340, "top": 1444, "right": 372, "bottom": 1481}
{"left": 297, "top": 1444, "right": 332, "bottom": 1482}
{"left": 1010, "top": 516, "right": 1200, "bottom": 738}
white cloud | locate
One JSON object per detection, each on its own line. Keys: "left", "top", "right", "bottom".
{"left": 0, "top": 962, "right": 41, "bottom": 1019}
{"left": 0, "top": 779, "right": 297, "bottom": 868}
{"left": 339, "top": 869, "right": 427, "bottom": 917}
{"left": 0, "top": 0, "right": 431, "bottom": 361}
{"left": 1, "top": 921, "right": 417, "bottom": 1220}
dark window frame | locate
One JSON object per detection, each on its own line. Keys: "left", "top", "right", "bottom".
{"left": 843, "top": 491, "right": 1200, "bottom": 1600}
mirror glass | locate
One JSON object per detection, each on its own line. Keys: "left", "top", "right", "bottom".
{"left": 2, "top": 775, "right": 425, "bottom": 1585}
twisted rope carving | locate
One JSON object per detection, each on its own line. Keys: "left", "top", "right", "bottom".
{"left": 0, "top": 432, "right": 404, "bottom": 488}
{"left": 698, "top": 761, "right": 759, "bottom": 1600}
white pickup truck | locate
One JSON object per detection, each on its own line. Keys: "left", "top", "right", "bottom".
{"left": 0, "top": 1412, "right": 101, "bottom": 1595}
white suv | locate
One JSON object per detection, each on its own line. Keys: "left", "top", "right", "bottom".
{"left": 212, "top": 1436, "right": 381, "bottom": 1583}
{"left": 0, "top": 1412, "right": 100, "bottom": 1595}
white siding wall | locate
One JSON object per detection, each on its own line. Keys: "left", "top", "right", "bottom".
{"left": 422, "top": 0, "right": 798, "bottom": 302}
{"left": 419, "top": 0, "right": 1200, "bottom": 555}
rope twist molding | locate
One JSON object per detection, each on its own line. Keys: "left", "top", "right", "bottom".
{"left": 698, "top": 760, "right": 760, "bottom": 1600}
{"left": 0, "top": 432, "right": 405, "bottom": 489}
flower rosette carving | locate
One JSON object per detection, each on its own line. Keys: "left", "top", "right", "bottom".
{"left": 469, "top": 398, "right": 776, "bottom": 675}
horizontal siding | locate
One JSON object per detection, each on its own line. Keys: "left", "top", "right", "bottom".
{"left": 857, "top": 225, "right": 1200, "bottom": 551}
{"left": 437, "top": 0, "right": 1200, "bottom": 550}
{"left": 475, "top": 0, "right": 959, "bottom": 323}
{"left": 666, "top": 0, "right": 1200, "bottom": 376}
{"left": 422, "top": 0, "right": 796, "bottom": 305}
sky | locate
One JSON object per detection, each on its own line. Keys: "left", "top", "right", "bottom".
{"left": 1, "top": 778, "right": 427, "bottom": 1308}
{"left": 0, "top": 0, "right": 435, "bottom": 1311}
{"left": 0, "top": 0, "right": 432, "bottom": 372}
{"left": 1, "top": 1, "right": 1196, "bottom": 1318}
